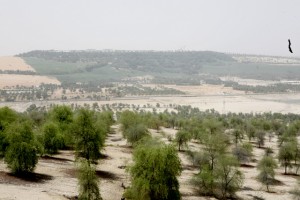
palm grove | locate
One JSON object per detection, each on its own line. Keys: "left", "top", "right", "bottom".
{"left": 0, "top": 104, "right": 300, "bottom": 199}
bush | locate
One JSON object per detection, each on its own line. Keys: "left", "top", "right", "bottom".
{"left": 78, "top": 159, "right": 102, "bottom": 200}
{"left": 43, "top": 123, "right": 63, "bottom": 155}
{"left": 257, "top": 155, "right": 277, "bottom": 192}
{"left": 124, "top": 123, "right": 149, "bottom": 145}
{"left": 175, "top": 130, "right": 191, "bottom": 151}
{"left": 4, "top": 122, "right": 38, "bottom": 174}
{"left": 124, "top": 139, "right": 182, "bottom": 200}
{"left": 73, "top": 109, "right": 104, "bottom": 162}
{"left": 232, "top": 143, "right": 253, "bottom": 164}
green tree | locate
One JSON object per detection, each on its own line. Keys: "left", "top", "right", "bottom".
{"left": 175, "top": 130, "right": 191, "bottom": 151}
{"left": 125, "top": 140, "right": 182, "bottom": 200}
{"left": 232, "top": 143, "right": 253, "bottom": 164}
{"left": 78, "top": 159, "right": 102, "bottom": 200}
{"left": 203, "top": 133, "right": 228, "bottom": 170}
{"left": 257, "top": 155, "right": 278, "bottom": 192}
{"left": 119, "top": 110, "right": 140, "bottom": 133}
{"left": 202, "top": 118, "right": 222, "bottom": 135}
{"left": 43, "top": 123, "right": 63, "bottom": 155}
{"left": 232, "top": 129, "right": 244, "bottom": 146}
{"left": 245, "top": 122, "right": 256, "bottom": 141}
{"left": 73, "top": 109, "right": 104, "bottom": 163}
{"left": 193, "top": 165, "right": 216, "bottom": 196}
{"left": 278, "top": 141, "right": 296, "bottom": 174}
{"left": 256, "top": 131, "right": 266, "bottom": 148}
{"left": 0, "top": 107, "right": 19, "bottom": 156}
{"left": 4, "top": 122, "right": 38, "bottom": 174}
{"left": 215, "top": 155, "right": 244, "bottom": 199}
{"left": 49, "top": 105, "right": 74, "bottom": 147}
{"left": 124, "top": 123, "right": 149, "bottom": 145}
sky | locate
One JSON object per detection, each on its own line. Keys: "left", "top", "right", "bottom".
{"left": 0, "top": 0, "right": 300, "bottom": 57}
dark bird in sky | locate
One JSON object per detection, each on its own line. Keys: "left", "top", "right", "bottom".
{"left": 288, "top": 39, "right": 293, "bottom": 53}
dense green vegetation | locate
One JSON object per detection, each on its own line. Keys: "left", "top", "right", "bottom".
{"left": 19, "top": 50, "right": 300, "bottom": 86}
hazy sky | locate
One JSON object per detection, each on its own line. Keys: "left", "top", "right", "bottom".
{"left": 1, "top": 0, "right": 300, "bottom": 56}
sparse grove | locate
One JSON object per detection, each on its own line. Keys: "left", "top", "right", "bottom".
{"left": 0, "top": 105, "right": 300, "bottom": 199}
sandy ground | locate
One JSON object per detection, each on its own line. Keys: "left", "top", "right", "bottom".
{"left": 0, "top": 56, "right": 35, "bottom": 72}
{"left": 0, "top": 74, "right": 60, "bottom": 89}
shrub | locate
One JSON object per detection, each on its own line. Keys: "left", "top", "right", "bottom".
{"left": 124, "top": 140, "right": 182, "bottom": 200}
{"left": 78, "top": 159, "right": 102, "bottom": 200}
{"left": 4, "top": 122, "right": 38, "bottom": 174}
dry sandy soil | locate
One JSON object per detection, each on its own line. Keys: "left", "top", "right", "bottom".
{"left": 0, "top": 74, "right": 60, "bottom": 89}
{"left": 0, "top": 56, "right": 35, "bottom": 72}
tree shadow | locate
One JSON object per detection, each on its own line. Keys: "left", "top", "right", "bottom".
{"left": 0, "top": 171, "right": 53, "bottom": 184}
{"left": 280, "top": 172, "right": 300, "bottom": 177}
{"left": 12, "top": 172, "right": 53, "bottom": 183}
{"left": 95, "top": 170, "right": 119, "bottom": 180}
{"left": 41, "top": 155, "right": 74, "bottom": 162}
{"left": 240, "top": 163, "right": 255, "bottom": 168}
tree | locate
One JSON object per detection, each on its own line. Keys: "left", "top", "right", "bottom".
{"left": 193, "top": 165, "right": 216, "bottom": 196}
{"left": 4, "top": 122, "right": 38, "bottom": 174}
{"left": 175, "top": 130, "right": 191, "bottom": 151}
{"left": 245, "top": 122, "right": 255, "bottom": 141}
{"left": 232, "top": 143, "right": 253, "bottom": 164}
{"left": 202, "top": 118, "right": 222, "bottom": 135}
{"left": 124, "top": 140, "right": 182, "bottom": 200}
{"left": 148, "top": 116, "right": 162, "bottom": 132}
{"left": 119, "top": 110, "right": 140, "bottom": 133}
{"left": 43, "top": 123, "right": 63, "bottom": 155}
{"left": 257, "top": 155, "right": 278, "bottom": 192}
{"left": 232, "top": 129, "right": 244, "bottom": 146}
{"left": 215, "top": 155, "right": 244, "bottom": 199}
{"left": 78, "top": 159, "right": 102, "bottom": 200}
{"left": 203, "top": 133, "right": 229, "bottom": 171}
{"left": 278, "top": 141, "right": 296, "bottom": 174}
{"left": 256, "top": 131, "right": 266, "bottom": 148}
{"left": 124, "top": 123, "right": 149, "bottom": 145}
{"left": 72, "top": 109, "right": 104, "bottom": 163}
{"left": 49, "top": 105, "right": 74, "bottom": 147}
{"left": 0, "top": 107, "right": 19, "bottom": 156}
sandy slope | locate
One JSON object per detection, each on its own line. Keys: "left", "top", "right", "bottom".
{"left": 0, "top": 74, "right": 60, "bottom": 88}
{"left": 0, "top": 56, "right": 35, "bottom": 72}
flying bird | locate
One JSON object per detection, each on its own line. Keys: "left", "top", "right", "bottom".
{"left": 288, "top": 39, "right": 293, "bottom": 53}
